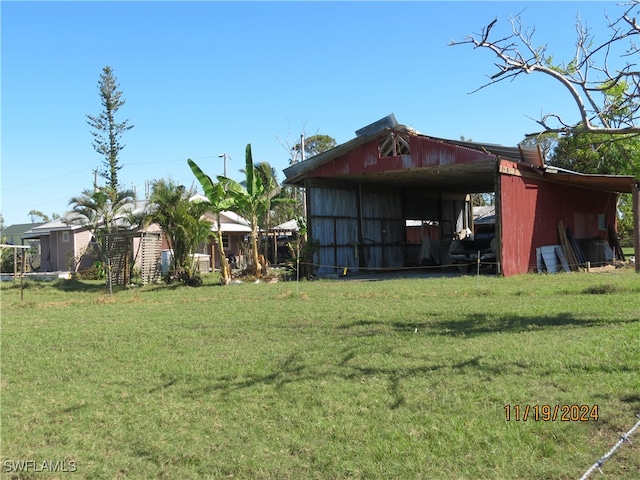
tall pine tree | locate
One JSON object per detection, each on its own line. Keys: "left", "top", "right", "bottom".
{"left": 86, "top": 66, "right": 133, "bottom": 191}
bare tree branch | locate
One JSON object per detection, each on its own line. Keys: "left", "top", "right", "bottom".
{"left": 450, "top": 1, "right": 640, "bottom": 136}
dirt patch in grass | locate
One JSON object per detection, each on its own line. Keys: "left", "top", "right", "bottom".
{"left": 276, "top": 290, "right": 309, "bottom": 300}
{"left": 95, "top": 295, "right": 117, "bottom": 304}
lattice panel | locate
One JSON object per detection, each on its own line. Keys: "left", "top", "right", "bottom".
{"left": 140, "top": 232, "right": 162, "bottom": 285}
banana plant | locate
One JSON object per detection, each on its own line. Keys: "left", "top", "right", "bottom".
{"left": 219, "top": 144, "right": 293, "bottom": 278}
{"left": 188, "top": 159, "right": 237, "bottom": 285}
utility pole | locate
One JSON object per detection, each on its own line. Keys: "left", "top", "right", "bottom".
{"left": 93, "top": 168, "right": 99, "bottom": 191}
{"left": 218, "top": 153, "right": 229, "bottom": 177}
{"left": 300, "top": 134, "right": 306, "bottom": 216}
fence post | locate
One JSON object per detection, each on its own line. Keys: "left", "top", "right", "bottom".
{"left": 633, "top": 183, "right": 639, "bottom": 273}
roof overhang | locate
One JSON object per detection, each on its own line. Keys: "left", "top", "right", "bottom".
{"left": 541, "top": 171, "right": 638, "bottom": 194}
{"left": 305, "top": 159, "right": 498, "bottom": 193}
{"left": 211, "top": 223, "right": 251, "bottom": 233}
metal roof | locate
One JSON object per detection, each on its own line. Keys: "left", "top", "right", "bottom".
{"left": 271, "top": 219, "right": 299, "bottom": 232}
{"left": 283, "top": 114, "right": 530, "bottom": 189}
{"left": 283, "top": 115, "right": 638, "bottom": 194}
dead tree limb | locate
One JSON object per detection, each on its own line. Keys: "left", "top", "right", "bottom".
{"left": 450, "top": 1, "right": 640, "bottom": 136}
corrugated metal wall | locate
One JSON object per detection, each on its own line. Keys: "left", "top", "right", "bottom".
{"left": 309, "top": 136, "right": 495, "bottom": 178}
{"left": 410, "top": 136, "right": 495, "bottom": 168}
{"left": 360, "top": 190, "right": 403, "bottom": 270}
{"left": 309, "top": 187, "right": 359, "bottom": 274}
{"left": 308, "top": 185, "right": 406, "bottom": 273}
{"left": 308, "top": 183, "right": 474, "bottom": 274}
{"left": 499, "top": 160, "right": 618, "bottom": 276}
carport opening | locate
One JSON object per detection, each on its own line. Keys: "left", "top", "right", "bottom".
{"left": 403, "top": 191, "right": 496, "bottom": 270}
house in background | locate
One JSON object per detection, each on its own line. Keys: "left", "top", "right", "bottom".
{"left": 22, "top": 219, "right": 95, "bottom": 272}
{"left": 22, "top": 200, "right": 164, "bottom": 284}
{"left": 283, "top": 114, "right": 639, "bottom": 277}
{"left": 1, "top": 223, "right": 45, "bottom": 272}
{"left": 1, "top": 223, "right": 45, "bottom": 246}
{"left": 21, "top": 200, "right": 254, "bottom": 278}
{"left": 201, "top": 210, "right": 252, "bottom": 270}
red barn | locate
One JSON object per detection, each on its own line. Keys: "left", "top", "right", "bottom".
{"left": 283, "top": 115, "right": 639, "bottom": 277}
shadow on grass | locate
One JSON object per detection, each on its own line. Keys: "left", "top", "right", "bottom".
{"left": 180, "top": 310, "right": 639, "bottom": 410}
{"left": 392, "top": 312, "right": 639, "bottom": 337}
{"left": 140, "top": 283, "right": 186, "bottom": 292}
{"left": 184, "top": 348, "right": 488, "bottom": 410}
{"left": 51, "top": 278, "right": 108, "bottom": 293}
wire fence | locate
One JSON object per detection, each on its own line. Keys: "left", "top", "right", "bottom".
{"left": 282, "top": 256, "right": 631, "bottom": 279}
{"left": 578, "top": 414, "right": 640, "bottom": 480}
{"left": 289, "top": 259, "right": 500, "bottom": 276}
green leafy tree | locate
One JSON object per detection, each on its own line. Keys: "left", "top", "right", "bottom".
{"left": 86, "top": 66, "right": 134, "bottom": 191}
{"left": 550, "top": 133, "right": 640, "bottom": 176}
{"left": 187, "top": 161, "right": 237, "bottom": 285}
{"left": 67, "top": 187, "right": 136, "bottom": 285}
{"left": 0, "top": 214, "right": 13, "bottom": 273}
{"left": 293, "top": 134, "right": 337, "bottom": 159}
{"left": 240, "top": 160, "right": 284, "bottom": 233}
{"left": 147, "top": 179, "right": 212, "bottom": 285}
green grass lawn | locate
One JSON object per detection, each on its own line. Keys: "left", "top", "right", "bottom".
{"left": 1, "top": 270, "right": 639, "bottom": 479}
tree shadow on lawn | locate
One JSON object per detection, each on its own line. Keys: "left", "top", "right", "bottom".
{"left": 184, "top": 349, "right": 493, "bottom": 410}
{"left": 392, "top": 312, "right": 639, "bottom": 337}
{"left": 181, "top": 313, "right": 638, "bottom": 409}
{"left": 51, "top": 278, "right": 108, "bottom": 293}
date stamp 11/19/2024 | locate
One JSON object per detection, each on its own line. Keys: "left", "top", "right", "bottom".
{"left": 504, "top": 404, "right": 599, "bottom": 422}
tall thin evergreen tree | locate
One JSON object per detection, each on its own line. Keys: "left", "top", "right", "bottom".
{"left": 86, "top": 66, "right": 133, "bottom": 191}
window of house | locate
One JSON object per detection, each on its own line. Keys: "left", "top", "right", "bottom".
{"left": 62, "top": 231, "right": 70, "bottom": 243}
{"left": 222, "top": 235, "right": 230, "bottom": 249}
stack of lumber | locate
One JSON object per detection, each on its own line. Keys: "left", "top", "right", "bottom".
{"left": 608, "top": 225, "right": 625, "bottom": 261}
{"left": 557, "top": 221, "right": 581, "bottom": 271}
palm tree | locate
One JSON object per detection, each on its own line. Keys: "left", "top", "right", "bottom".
{"left": 147, "top": 179, "right": 212, "bottom": 284}
{"left": 67, "top": 187, "right": 136, "bottom": 289}
{"left": 187, "top": 160, "right": 236, "bottom": 285}
{"left": 67, "top": 186, "right": 136, "bottom": 258}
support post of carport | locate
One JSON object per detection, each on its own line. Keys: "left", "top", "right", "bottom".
{"left": 633, "top": 182, "right": 640, "bottom": 273}
{"left": 494, "top": 158, "right": 503, "bottom": 276}
{"left": 357, "top": 182, "right": 365, "bottom": 269}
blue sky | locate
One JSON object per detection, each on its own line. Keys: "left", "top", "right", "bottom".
{"left": 1, "top": 1, "right": 622, "bottom": 226}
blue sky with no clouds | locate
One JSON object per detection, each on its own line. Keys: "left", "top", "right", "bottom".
{"left": 1, "top": 1, "right": 623, "bottom": 226}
